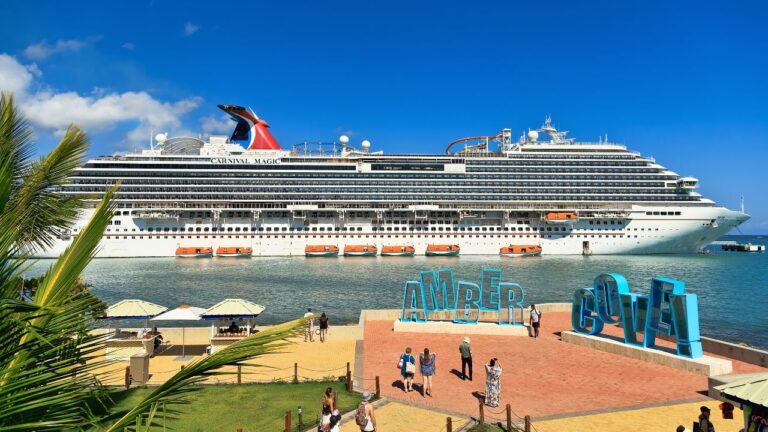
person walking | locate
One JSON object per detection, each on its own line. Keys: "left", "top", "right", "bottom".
{"left": 529, "top": 304, "right": 542, "bottom": 339}
{"left": 399, "top": 347, "right": 416, "bottom": 392}
{"left": 320, "top": 387, "right": 335, "bottom": 431}
{"left": 419, "top": 347, "right": 436, "bottom": 397}
{"left": 319, "top": 312, "right": 329, "bottom": 342}
{"left": 485, "top": 358, "right": 502, "bottom": 407}
{"left": 355, "top": 391, "right": 376, "bottom": 431}
{"left": 304, "top": 308, "right": 314, "bottom": 342}
{"left": 459, "top": 336, "right": 473, "bottom": 381}
{"left": 695, "top": 406, "right": 715, "bottom": 432}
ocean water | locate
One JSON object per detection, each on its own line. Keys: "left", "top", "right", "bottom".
{"left": 25, "top": 235, "right": 768, "bottom": 349}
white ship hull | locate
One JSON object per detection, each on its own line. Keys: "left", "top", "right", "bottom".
{"left": 37, "top": 205, "right": 747, "bottom": 258}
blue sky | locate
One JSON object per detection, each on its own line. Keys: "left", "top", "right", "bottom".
{"left": 1, "top": 1, "right": 766, "bottom": 233}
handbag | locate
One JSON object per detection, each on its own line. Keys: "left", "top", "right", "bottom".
{"left": 405, "top": 361, "right": 416, "bottom": 374}
{"left": 397, "top": 354, "right": 404, "bottom": 369}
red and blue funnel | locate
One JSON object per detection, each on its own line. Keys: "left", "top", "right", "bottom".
{"left": 218, "top": 104, "right": 282, "bottom": 151}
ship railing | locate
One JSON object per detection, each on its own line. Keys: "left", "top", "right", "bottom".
{"left": 113, "top": 201, "right": 634, "bottom": 214}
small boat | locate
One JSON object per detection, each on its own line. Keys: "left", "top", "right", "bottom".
{"left": 216, "top": 246, "right": 253, "bottom": 257}
{"left": 175, "top": 247, "right": 213, "bottom": 258}
{"left": 500, "top": 245, "right": 542, "bottom": 257}
{"left": 305, "top": 245, "right": 339, "bottom": 257}
{"left": 545, "top": 212, "right": 578, "bottom": 224}
{"left": 381, "top": 245, "right": 415, "bottom": 257}
{"left": 343, "top": 244, "right": 378, "bottom": 257}
{"left": 425, "top": 244, "right": 460, "bottom": 256}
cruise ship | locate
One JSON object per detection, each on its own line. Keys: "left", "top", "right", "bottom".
{"left": 41, "top": 104, "right": 749, "bottom": 258}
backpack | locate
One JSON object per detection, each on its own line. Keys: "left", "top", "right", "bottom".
{"left": 355, "top": 402, "right": 367, "bottom": 427}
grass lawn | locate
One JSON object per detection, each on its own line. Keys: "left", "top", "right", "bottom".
{"left": 466, "top": 422, "right": 523, "bottom": 432}
{"left": 109, "top": 381, "right": 361, "bottom": 432}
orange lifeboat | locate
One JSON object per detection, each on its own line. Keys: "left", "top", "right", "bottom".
{"left": 343, "top": 244, "right": 377, "bottom": 257}
{"left": 175, "top": 247, "right": 213, "bottom": 258}
{"left": 545, "top": 212, "right": 578, "bottom": 224}
{"left": 500, "top": 245, "right": 542, "bottom": 257}
{"left": 425, "top": 244, "right": 460, "bottom": 257}
{"left": 381, "top": 245, "right": 416, "bottom": 257}
{"left": 216, "top": 246, "right": 253, "bottom": 257}
{"left": 305, "top": 245, "right": 339, "bottom": 257}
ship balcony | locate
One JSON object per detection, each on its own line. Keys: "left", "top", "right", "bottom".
{"left": 677, "top": 177, "right": 698, "bottom": 191}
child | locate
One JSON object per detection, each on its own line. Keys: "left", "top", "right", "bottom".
{"left": 329, "top": 409, "right": 342, "bottom": 432}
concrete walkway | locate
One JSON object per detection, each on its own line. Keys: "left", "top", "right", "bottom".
{"left": 536, "top": 400, "right": 743, "bottom": 432}
{"left": 338, "top": 400, "right": 469, "bottom": 432}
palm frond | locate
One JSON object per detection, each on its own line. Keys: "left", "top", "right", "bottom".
{"left": 0, "top": 185, "right": 118, "bottom": 430}
{"left": 3, "top": 124, "right": 89, "bottom": 251}
{"left": 101, "top": 317, "right": 307, "bottom": 432}
{"left": 0, "top": 92, "right": 34, "bottom": 214}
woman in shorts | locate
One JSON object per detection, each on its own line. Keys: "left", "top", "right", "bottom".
{"left": 399, "top": 347, "right": 416, "bottom": 392}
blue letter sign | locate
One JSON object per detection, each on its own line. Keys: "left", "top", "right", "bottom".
{"left": 399, "top": 268, "right": 526, "bottom": 326}
{"left": 571, "top": 274, "right": 703, "bottom": 358}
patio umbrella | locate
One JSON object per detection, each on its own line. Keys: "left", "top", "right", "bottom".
{"left": 104, "top": 299, "right": 167, "bottom": 334}
{"left": 202, "top": 298, "right": 266, "bottom": 337}
{"left": 715, "top": 372, "right": 768, "bottom": 408}
{"left": 106, "top": 299, "right": 167, "bottom": 319}
{"left": 151, "top": 304, "right": 205, "bottom": 360}
{"left": 201, "top": 298, "right": 265, "bottom": 318}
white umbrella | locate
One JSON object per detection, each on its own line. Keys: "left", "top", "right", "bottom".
{"left": 151, "top": 304, "right": 204, "bottom": 360}
{"left": 202, "top": 298, "right": 266, "bottom": 338}
{"left": 104, "top": 299, "right": 167, "bottom": 336}
{"left": 106, "top": 299, "right": 167, "bottom": 319}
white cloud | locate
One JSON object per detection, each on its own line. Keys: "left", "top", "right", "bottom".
{"left": 201, "top": 114, "right": 234, "bottom": 136}
{"left": 23, "top": 39, "right": 88, "bottom": 60}
{"left": 0, "top": 53, "right": 202, "bottom": 145}
{"left": 0, "top": 53, "right": 40, "bottom": 96}
{"left": 184, "top": 22, "right": 200, "bottom": 36}
{"left": 122, "top": 42, "right": 136, "bottom": 51}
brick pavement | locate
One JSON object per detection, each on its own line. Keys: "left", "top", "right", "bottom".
{"left": 361, "top": 312, "right": 767, "bottom": 420}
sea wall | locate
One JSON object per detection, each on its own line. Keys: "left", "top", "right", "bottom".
{"left": 614, "top": 324, "right": 768, "bottom": 368}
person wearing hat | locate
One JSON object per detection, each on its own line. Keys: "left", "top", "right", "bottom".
{"left": 355, "top": 391, "right": 376, "bottom": 431}
{"left": 459, "top": 336, "right": 473, "bottom": 381}
{"left": 696, "top": 406, "right": 715, "bottom": 432}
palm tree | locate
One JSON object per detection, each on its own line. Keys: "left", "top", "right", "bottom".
{"left": 0, "top": 93, "right": 304, "bottom": 431}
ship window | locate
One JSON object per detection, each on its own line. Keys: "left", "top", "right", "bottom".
{"left": 235, "top": 227, "right": 241, "bottom": 232}
{"left": 646, "top": 212, "right": 652, "bottom": 215}
{"left": 204, "top": 227, "right": 209, "bottom": 232}
{"left": 675, "top": 211, "right": 681, "bottom": 215}
{"left": 227, "top": 227, "right": 233, "bottom": 232}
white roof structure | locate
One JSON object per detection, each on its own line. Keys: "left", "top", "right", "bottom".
{"left": 201, "top": 298, "right": 265, "bottom": 319}
{"left": 105, "top": 299, "right": 167, "bottom": 319}
{"left": 715, "top": 373, "right": 768, "bottom": 408}
{"left": 151, "top": 304, "right": 205, "bottom": 321}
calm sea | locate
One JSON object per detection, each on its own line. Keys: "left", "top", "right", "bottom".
{"left": 25, "top": 235, "right": 768, "bottom": 349}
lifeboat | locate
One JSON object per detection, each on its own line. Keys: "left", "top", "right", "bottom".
{"left": 545, "top": 212, "right": 578, "bottom": 224}
{"left": 216, "top": 246, "right": 253, "bottom": 257}
{"left": 305, "top": 245, "right": 339, "bottom": 257}
{"left": 500, "top": 245, "right": 542, "bottom": 257}
{"left": 425, "top": 244, "right": 460, "bottom": 257}
{"left": 175, "top": 247, "right": 213, "bottom": 258}
{"left": 343, "top": 245, "right": 377, "bottom": 257}
{"left": 381, "top": 245, "right": 416, "bottom": 257}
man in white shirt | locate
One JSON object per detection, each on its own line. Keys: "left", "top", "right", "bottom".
{"left": 529, "top": 304, "right": 542, "bottom": 340}
{"left": 304, "top": 308, "right": 315, "bottom": 342}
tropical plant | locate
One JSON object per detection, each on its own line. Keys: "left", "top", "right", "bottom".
{"left": 0, "top": 92, "right": 305, "bottom": 431}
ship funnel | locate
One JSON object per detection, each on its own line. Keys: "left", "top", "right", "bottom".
{"left": 217, "top": 104, "right": 282, "bottom": 151}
